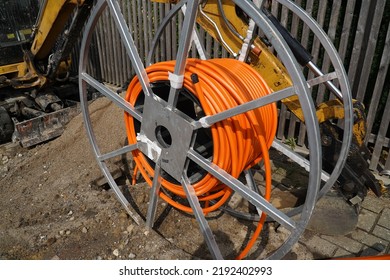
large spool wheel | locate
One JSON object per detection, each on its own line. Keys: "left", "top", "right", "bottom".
{"left": 78, "top": 0, "right": 352, "bottom": 259}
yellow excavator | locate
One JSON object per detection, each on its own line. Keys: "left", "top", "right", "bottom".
{"left": 0, "top": 0, "right": 384, "bottom": 259}
{"left": 0, "top": 0, "right": 94, "bottom": 147}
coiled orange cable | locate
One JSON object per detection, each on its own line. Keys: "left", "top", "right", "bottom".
{"left": 124, "top": 58, "right": 277, "bottom": 259}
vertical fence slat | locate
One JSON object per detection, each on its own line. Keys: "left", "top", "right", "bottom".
{"left": 365, "top": 25, "right": 390, "bottom": 144}
{"left": 120, "top": 0, "right": 129, "bottom": 85}
{"left": 106, "top": 9, "right": 115, "bottom": 84}
{"left": 136, "top": 1, "right": 144, "bottom": 63}
{"left": 94, "top": 22, "right": 105, "bottom": 81}
{"left": 300, "top": 0, "right": 315, "bottom": 52}
{"left": 147, "top": 0, "right": 153, "bottom": 62}
{"left": 98, "top": 12, "right": 108, "bottom": 81}
{"left": 143, "top": 1, "right": 150, "bottom": 61}
{"left": 309, "top": 0, "right": 327, "bottom": 74}
{"left": 348, "top": 0, "right": 372, "bottom": 97}
{"left": 271, "top": 1, "right": 286, "bottom": 140}
{"left": 113, "top": 6, "right": 121, "bottom": 86}
{"left": 337, "top": 0, "right": 356, "bottom": 63}
{"left": 316, "top": 0, "right": 341, "bottom": 101}
{"left": 131, "top": 0, "right": 137, "bottom": 53}
{"left": 369, "top": 91, "right": 390, "bottom": 170}
{"left": 355, "top": 0, "right": 386, "bottom": 101}
{"left": 123, "top": 0, "right": 132, "bottom": 80}
{"left": 385, "top": 148, "right": 390, "bottom": 171}
{"left": 118, "top": 0, "right": 125, "bottom": 85}
{"left": 290, "top": 0, "right": 302, "bottom": 38}
{"left": 152, "top": 2, "right": 158, "bottom": 63}
{"left": 164, "top": 4, "right": 171, "bottom": 60}
{"left": 271, "top": 1, "right": 279, "bottom": 18}
{"left": 159, "top": 4, "right": 166, "bottom": 61}
{"left": 172, "top": 3, "right": 178, "bottom": 59}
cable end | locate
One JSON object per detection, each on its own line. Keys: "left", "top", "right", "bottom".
{"left": 191, "top": 73, "right": 199, "bottom": 84}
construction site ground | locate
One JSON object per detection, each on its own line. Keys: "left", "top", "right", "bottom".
{"left": 1, "top": 97, "right": 389, "bottom": 260}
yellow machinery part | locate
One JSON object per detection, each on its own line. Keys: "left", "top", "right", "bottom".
{"left": 0, "top": 62, "right": 27, "bottom": 78}
{"left": 31, "top": 0, "right": 84, "bottom": 60}
{"left": 4, "top": 0, "right": 84, "bottom": 89}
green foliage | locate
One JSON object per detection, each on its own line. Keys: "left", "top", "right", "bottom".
{"left": 284, "top": 137, "right": 297, "bottom": 151}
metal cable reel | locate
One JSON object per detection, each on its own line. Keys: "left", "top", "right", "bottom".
{"left": 78, "top": 0, "right": 352, "bottom": 259}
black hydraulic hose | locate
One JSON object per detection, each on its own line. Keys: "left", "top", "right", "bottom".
{"left": 262, "top": 8, "right": 313, "bottom": 66}
{"left": 262, "top": 8, "right": 343, "bottom": 100}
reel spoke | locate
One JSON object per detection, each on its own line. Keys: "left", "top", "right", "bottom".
{"left": 106, "top": 0, "right": 152, "bottom": 97}
{"left": 166, "top": 0, "right": 201, "bottom": 109}
{"left": 81, "top": 72, "right": 142, "bottom": 121}
{"left": 182, "top": 175, "right": 223, "bottom": 260}
{"left": 97, "top": 144, "right": 138, "bottom": 162}
{"left": 272, "top": 139, "right": 331, "bottom": 182}
{"left": 187, "top": 148, "right": 296, "bottom": 231}
{"left": 196, "top": 86, "right": 295, "bottom": 128}
{"left": 146, "top": 158, "right": 163, "bottom": 228}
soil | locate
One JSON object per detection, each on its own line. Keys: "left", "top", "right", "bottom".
{"left": 0, "top": 97, "right": 330, "bottom": 260}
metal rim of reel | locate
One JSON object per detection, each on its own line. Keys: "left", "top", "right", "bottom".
{"left": 78, "top": 0, "right": 352, "bottom": 260}
{"left": 271, "top": 0, "right": 353, "bottom": 215}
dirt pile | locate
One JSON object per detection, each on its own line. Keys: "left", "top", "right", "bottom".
{"left": 0, "top": 97, "right": 314, "bottom": 260}
{"left": 0, "top": 98, "right": 192, "bottom": 259}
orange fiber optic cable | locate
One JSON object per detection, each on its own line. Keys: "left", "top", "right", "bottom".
{"left": 124, "top": 58, "right": 277, "bottom": 259}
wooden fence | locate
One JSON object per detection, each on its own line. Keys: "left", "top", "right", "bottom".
{"left": 77, "top": 0, "right": 390, "bottom": 174}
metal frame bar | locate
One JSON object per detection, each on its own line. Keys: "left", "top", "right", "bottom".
{"left": 188, "top": 148, "right": 296, "bottom": 231}
{"left": 196, "top": 86, "right": 295, "bottom": 128}
{"left": 182, "top": 175, "right": 223, "bottom": 259}
{"left": 107, "top": 0, "right": 153, "bottom": 97}
{"left": 245, "top": 170, "right": 263, "bottom": 216}
{"left": 167, "top": 0, "right": 200, "bottom": 109}
{"left": 146, "top": 158, "right": 163, "bottom": 228}
{"left": 81, "top": 72, "right": 142, "bottom": 121}
{"left": 97, "top": 144, "right": 138, "bottom": 162}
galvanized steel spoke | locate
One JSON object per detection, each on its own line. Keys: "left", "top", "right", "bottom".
{"left": 306, "top": 63, "right": 342, "bottom": 99}
{"left": 196, "top": 86, "right": 295, "bottom": 128}
{"left": 97, "top": 144, "right": 138, "bottom": 162}
{"left": 187, "top": 149, "right": 297, "bottom": 231}
{"left": 106, "top": 0, "right": 153, "bottom": 97}
{"left": 244, "top": 170, "right": 263, "bottom": 217}
{"left": 99, "top": 162, "right": 142, "bottom": 225}
{"left": 146, "top": 159, "right": 163, "bottom": 229}
{"left": 167, "top": 0, "right": 200, "bottom": 109}
{"left": 80, "top": 72, "right": 142, "bottom": 121}
{"left": 181, "top": 175, "right": 223, "bottom": 260}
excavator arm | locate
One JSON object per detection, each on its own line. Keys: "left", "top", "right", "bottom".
{"left": 5, "top": 0, "right": 94, "bottom": 89}
{"left": 0, "top": 0, "right": 93, "bottom": 146}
